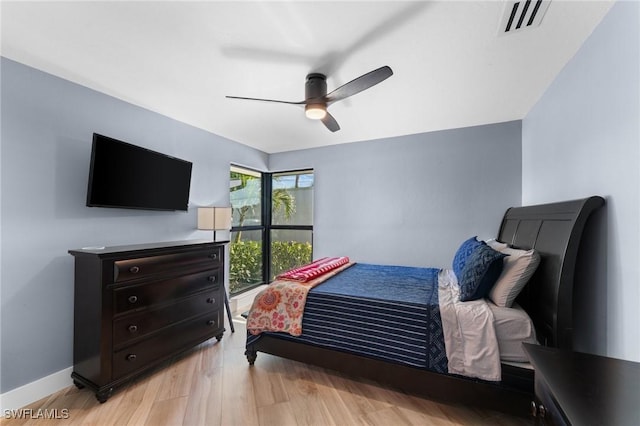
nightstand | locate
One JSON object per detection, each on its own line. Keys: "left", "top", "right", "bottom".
{"left": 523, "top": 343, "right": 640, "bottom": 425}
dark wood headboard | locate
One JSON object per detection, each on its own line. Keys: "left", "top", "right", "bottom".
{"left": 496, "top": 196, "right": 604, "bottom": 350}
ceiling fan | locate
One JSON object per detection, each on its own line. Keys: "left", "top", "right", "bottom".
{"left": 226, "top": 66, "right": 393, "bottom": 132}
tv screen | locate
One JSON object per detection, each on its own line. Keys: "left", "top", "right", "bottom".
{"left": 86, "top": 133, "right": 192, "bottom": 211}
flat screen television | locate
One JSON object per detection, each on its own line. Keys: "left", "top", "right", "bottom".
{"left": 86, "top": 133, "right": 192, "bottom": 211}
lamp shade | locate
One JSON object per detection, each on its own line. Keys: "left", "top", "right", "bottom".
{"left": 197, "top": 207, "right": 232, "bottom": 231}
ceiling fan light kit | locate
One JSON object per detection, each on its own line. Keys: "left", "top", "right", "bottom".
{"left": 305, "top": 104, "right": 327, "bottom": 120}
{"left": 226, "top": 65, "right": 393, "bottom": 132}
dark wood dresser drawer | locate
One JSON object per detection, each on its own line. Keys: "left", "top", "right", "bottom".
{"left": 113, "top": 268, "right": 221, "bottom": 314}
{"left": 113, "top": 246, "right": 222, "bottom": 283}
{"left": 112, "top": 312, "right": 221, "bottom": 379}
{"left": 113, "top": 289, "right": 222, "bottom": 347}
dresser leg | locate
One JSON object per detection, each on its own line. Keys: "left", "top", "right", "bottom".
{"left": 95, "top": 388, "right": 112, "bottom": 404}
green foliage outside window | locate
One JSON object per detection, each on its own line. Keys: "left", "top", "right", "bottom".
{"left": 229, "top": 240, "right": 262, "bottom": 293}
{"left": 229, "top": 240, "right": 312, "bottom": 294}
{"left": 270, "top": 239, "right": 313, "bottom": 278}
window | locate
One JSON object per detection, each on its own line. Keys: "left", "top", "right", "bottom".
{"left": 269, "top": 171, "right": 314, "bottom": 279}
{"left": 229, "top": 166, "right": 263, "bottom": 294}
{"left": 229, "top": 166, "right": 314, "bottom": 295}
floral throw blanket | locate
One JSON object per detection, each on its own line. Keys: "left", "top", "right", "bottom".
{"left": 246, "top": 258, "right": 352, "bottom": 336}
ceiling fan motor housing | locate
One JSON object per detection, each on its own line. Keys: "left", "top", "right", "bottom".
{"left": 305, "top": 73, "right": 327, "bottom": 103}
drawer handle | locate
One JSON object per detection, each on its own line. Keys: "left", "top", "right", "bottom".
{"left": 538, "top": 404, "right": 546, "bottom": 419}
{"left": 207, "top": 297, "right": 215, "bottom": 304}
{"left": 128, "top": 325, "right": 138, "bottom": 333}
{"left": 129, "top": 266, "right": 140, "bottom": 274}
{"left": 207, "top": 320, "right": 216, "bottom": 326}
{"left": 208, "top": 276, "right": 216, "bottom": 283}
{"left": 209, "top": 253, "right": 218, "bottom": 260}
{"left": 128, "top": 295, "right": 138, "bottom": 304}
{"left": 126, "top": 354, "right": 137, "bottom": 362}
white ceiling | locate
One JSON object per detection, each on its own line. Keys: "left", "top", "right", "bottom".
{"left": 1, "top": 1, "right": 614, "bottom": 153}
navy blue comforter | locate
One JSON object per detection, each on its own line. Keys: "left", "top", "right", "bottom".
{"left": 246, "top": 263, "right": 448, "bottom": 372}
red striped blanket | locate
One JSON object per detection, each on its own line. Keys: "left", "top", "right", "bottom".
{"left": 247, "top": 258, "right": 352, "bottom": 336}
{"left": 277, "top": 256, "right": 350, "bottom": 282}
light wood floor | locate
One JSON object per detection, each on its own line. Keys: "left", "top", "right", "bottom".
{"left": 4, "top": 315, "right": 532, "bottom": 426}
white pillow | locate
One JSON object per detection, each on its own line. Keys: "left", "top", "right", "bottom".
{"left": 485, "top": 239, "right": 508, "bottom": 251}
{"left": 488, "top": 246, "right": 540, "bottom": 307}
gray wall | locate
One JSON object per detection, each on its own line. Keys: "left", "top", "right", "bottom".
{"left": 522, "top": 1, "right": 639, "bottom": 361}
{"left": 0, "top": 58, "right": 268, "bottom": 392}
{"left": 270, "top": 121, "right": 522, "bottom": 269}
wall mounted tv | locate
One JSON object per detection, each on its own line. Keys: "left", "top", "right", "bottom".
{"left": 86, "top": 133, "right": 192, "bottom": 211}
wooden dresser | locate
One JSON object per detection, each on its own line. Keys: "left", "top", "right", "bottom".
{"left": 523, "top": 343, "right": 640, "bottom": 425}
{"left": 69, "top": 240, "right": 227, "bottom": 402}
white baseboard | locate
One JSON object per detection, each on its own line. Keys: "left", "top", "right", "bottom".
{"left": 0, "top": 367, "right": 73, "bottom": 411}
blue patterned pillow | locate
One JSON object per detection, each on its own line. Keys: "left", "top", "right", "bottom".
{"left": 452, "top": 236, "right": 483, "bottom": 278}
{"left": 458, "top": 244, "right": 507, "bottom": 302}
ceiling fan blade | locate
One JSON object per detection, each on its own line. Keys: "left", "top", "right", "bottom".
{"left": 321, "top": 111, "right": 340, "bottom": 132}
{"left": 226, "top": 95, "right": 304, "bottom": 105}
{"left": 325, "top": 66, "right": 393, "bottom": 104}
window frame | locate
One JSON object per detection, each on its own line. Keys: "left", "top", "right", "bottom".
{"left": 229, "top": 166, "right": 314, "bottom": 295}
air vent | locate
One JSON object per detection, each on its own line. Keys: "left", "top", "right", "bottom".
{"left": 498, "top": 0, "right": 551, "bottom": 35}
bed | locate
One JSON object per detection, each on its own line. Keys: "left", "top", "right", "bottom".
{"left": 244, "top": 196, "right": 605, "bottom": 416}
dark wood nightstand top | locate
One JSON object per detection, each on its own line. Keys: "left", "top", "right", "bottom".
{"left": 523, "top": 343, "right": 640, "bottom": 426}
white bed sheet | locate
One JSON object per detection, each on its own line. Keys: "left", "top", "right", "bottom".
{"left": 488, "top": 301, "right": 538, "bottom": 362}
{"left": 439, "top": 269, "right": 501, "bottom": 381}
